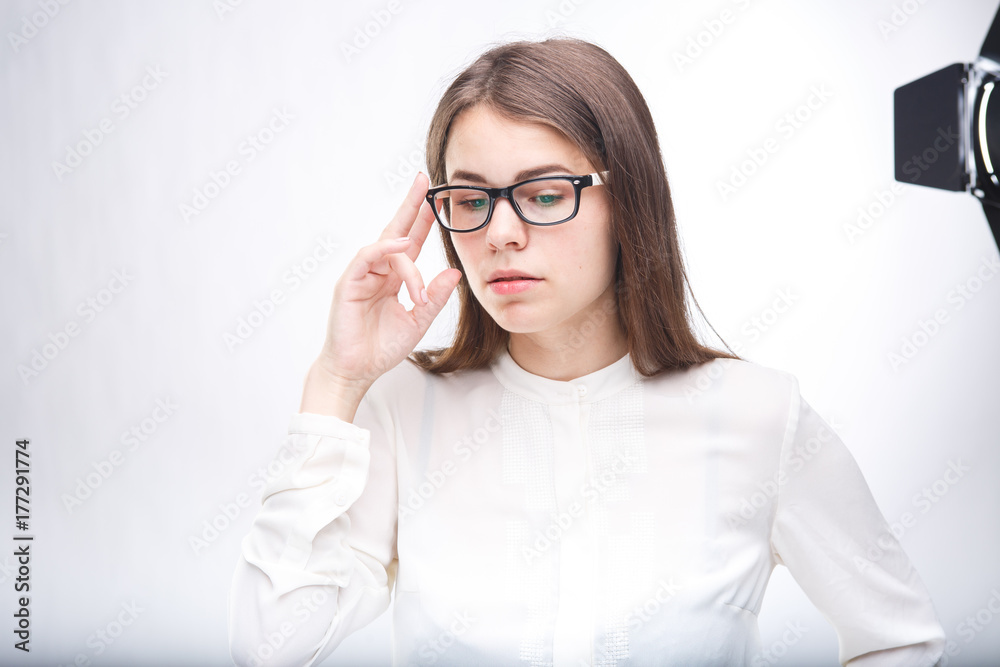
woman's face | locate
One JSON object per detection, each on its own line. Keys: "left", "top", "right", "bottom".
{"left": 443, "top": 105, "right": 619, "bottom": 346}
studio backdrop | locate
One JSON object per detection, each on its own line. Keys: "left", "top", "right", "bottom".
{"left": 2, "top": 0, "right": 999, "bottom": 665}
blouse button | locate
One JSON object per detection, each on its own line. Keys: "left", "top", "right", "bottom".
{"left": 335, "top": 494, "right": 347, "bottom": 506}
{"left": 577, "top": 384, "right": 587, "bottom": 397}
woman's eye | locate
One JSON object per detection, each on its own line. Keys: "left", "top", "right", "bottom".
{"left": 532, "top": 194, "right": 563, "bottom": 206}
{"left": 458, "top": 198, "right": 488, "bottom": 210}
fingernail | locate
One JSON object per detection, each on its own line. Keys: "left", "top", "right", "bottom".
{"left": 396, "top": 236, "right": 409, "bottom": 242}
{"left": 421, "top": 288, "right": 429, "bottom": 304}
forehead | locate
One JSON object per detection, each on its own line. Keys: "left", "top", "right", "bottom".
{"left": 444, "top": 105, "right": 590, "bottom": 184}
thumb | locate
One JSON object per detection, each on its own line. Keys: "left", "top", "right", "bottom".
{"left": 412, "top": 268, "right": 462, "bottom": 329}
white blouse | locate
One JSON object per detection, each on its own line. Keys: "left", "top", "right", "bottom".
{"left": 228, "top": 349, "right": 946, "bottom": 666}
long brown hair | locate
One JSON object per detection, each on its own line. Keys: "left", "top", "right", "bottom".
{"left": 409, "top": 37, "right": 741, "bottom": 377}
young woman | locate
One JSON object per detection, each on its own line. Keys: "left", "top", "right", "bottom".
{"left": 229, "top": 38, "right": 946, "bottom": 666}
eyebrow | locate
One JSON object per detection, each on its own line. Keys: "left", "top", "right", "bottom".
{"left": 447, "top": 163, "right": 575, "bottom": 185}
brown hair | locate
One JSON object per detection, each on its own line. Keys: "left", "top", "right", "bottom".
{"left": 409, "top": 36, "right": 741, "bottom": 377}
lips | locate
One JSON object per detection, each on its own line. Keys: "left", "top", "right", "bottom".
{"left": 487, "top": 269, "right": 540, "bottom": 283}
{"left": 487, "top": 276, "right": 539, "bottom": 295}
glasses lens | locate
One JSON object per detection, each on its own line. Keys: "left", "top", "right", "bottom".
{"left": 432, "top": 188, "right": 490, "bottom": 230}
{"left": 513, "top": 178, "right": 577, "bottom": 224}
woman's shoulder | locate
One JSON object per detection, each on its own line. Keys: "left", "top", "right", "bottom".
{"left": 644, "top": 355, "right": 801, "bottom": 433}
{"left": 647, "top": 355, "right": 798, "bottom": 399}
{"left": 364, "top": 351, "right": 495, "bottom": 404}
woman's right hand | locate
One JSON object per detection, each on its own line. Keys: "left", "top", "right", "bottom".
{"left": 300, "top": 172, "right": 463, "bottom": 419}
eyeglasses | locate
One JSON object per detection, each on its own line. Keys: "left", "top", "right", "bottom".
{"left": 425, "top": 171, "right": 609, "bottom": 232}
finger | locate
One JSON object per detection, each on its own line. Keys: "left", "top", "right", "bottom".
{"left": 403, "top": 197, "right": 440, "bottom": 263}
{"left": 343, "top": 237, "right": 412, "bottom": 283}
{"left": 386, "top": 251, "right": 427, "bottom": 306}
{"left": 411, "top": 267, "right": 463, "bottom": 331}
{"left": 379, "top": 172, "right": 430, "bottom": 242}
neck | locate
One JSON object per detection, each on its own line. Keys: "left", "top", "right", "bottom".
{"left": 506, "top": 292, "right": 628, "bottom": 382}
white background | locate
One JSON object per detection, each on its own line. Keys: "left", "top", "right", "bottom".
{"left": 2, "top": 0, "right": 999, "bottom": 665}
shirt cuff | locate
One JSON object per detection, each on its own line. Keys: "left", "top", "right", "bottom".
{"left": 289, "top": 411, "right": 368, "bottom": 442}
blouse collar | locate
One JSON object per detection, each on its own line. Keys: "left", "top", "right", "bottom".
{"left": 489, "top": 345, "right": 642, "bottom": 405}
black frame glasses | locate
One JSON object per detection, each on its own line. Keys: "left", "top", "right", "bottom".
{"left": 425, "top": 171, "right": 609, "bottom": 232}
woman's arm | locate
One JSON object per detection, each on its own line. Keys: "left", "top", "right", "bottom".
{"left": 846, "top": 641, "right": 943, "bottom": 666}
{"left": 769, "top": 381, "right": 946, "bottom": 666}
{"left": 227, "top": 383, "right": 399, "bottom": 667}
{"left": 227, "top": 172, "right": 458, "bottom": 665}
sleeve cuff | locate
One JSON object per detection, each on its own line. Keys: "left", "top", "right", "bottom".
{"left": 289, "top": 412, "right": 369, "bottom": 442}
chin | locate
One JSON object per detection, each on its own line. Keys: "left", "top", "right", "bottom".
{"left": 472, "top": 290, "right": 558, "bottom": 334}
{"left": 489, "top": 308, "right": 559, "bottom": 337}
{"left": 488, "top": 315, "right": 534, "bottom": 335}
{"left": 479, "top": 305, "right": 536, "bottom": 333}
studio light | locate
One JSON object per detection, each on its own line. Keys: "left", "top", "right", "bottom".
{"left": 894, "top": 3, "right": 1000, "bottom": 249}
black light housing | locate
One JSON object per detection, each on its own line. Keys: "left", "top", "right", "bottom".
{"left": 894, "top": 3, "right": 1000, "bottom": 249}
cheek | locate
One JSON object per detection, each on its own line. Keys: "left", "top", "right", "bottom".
{"left": 450, "top": 235, "right": 473, "bottom": 267}
{"left": 569, "top": 224, "right": 616, "bottom": 279}
{"left": 450, "top": 236, "right": 483, "bottom": 283}
{"left": 603, "top": 229, "right": 619, "bottom": 277}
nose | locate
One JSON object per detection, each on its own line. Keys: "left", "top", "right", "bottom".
{"left": 485, "top": 196, "right": 528, "bottom": 250}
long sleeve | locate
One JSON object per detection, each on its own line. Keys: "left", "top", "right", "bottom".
{"left": 228, "top": 398, "right": 399, "bottom": 667}
{"left": 769, "top": 382, "right": 946, "bottom": 667}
